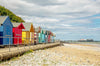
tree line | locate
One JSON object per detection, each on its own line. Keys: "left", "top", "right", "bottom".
{"left": 0, "top": 6, "right": 24, "bottom": 22}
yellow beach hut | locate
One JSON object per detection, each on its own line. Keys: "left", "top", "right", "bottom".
{"left": 22, "top": 23, "right": 35, "bottom": 44}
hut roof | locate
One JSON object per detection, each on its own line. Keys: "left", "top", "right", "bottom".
{"left": 43, "top": 30, "right": 47, "bottom": 34}
{"left": 48, "top": 31, "right": 51, "bottom": 35}
{"left": 45, "top": 30, "right": 50, "bottom": 35}
{"left": 35, "top": 26, "right": 41, "bottom": 33}
{"left": 35, "top": 27, "right": 39, "bottom": 33}
{"left": 50, "top": 31, "right": 53, "bottom": 35}
{"left": 0, "top": 16, "right": 8, "bottom": 26}
{"left": 22, "top": 23, "right": 34, "bottom": 32}
{"left": 12, "top": 23, "right": 25, "bottom": 29}
{"left": 12, "top": 23, "right": 21, "bottom": 27}
{"left": 41, "top": 29, "right": 44, "bottom": 34}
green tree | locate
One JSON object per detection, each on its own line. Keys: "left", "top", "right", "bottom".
{"left": 0, "top": 5, "right": 25, "bottom": 22}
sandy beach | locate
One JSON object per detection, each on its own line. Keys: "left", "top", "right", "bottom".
{"left": 0, "top": 43, "right": 100, "bottom": 66}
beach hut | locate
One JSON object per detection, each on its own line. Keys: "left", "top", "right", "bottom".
{"left": 43, "top": 30, "right": 46, "bottom": 43}
{"left": 34, "top": 27, "right": 41, "bottom": 44}
{"left": 53, "top": 34, "right": 56, "bottom": 42}
{"left": 52, "top": 33, "right": 56, "bottom": 43}
{"left": 34, "top": 32, "right": 37, "bottom": 44}
{"left": 38, "top": 27, "right": 42, "bottom": 43}
{"left": 45, "top": 30, "right": 49, "bottom": 43}
{"left": 41, "top": 29, "right": 45, "bottom": 43}
{"left": 22, "top": 23, "right": 35, "bottom": 44}
{"left": 50, "top": 31, "right": 54, "bottom": 43}
{"left": 0, "top": 16, "right": 13, "bottom": 45}
{"left": 50, "top": 32, "right": 52, "bottom": 43}
{"left": 51, "top": 32, "right": 55, "bottom": 43}
{"left": 12, "top": 23, "right": 25, "bottom": 45}
{"left": 41, "top": 29, "right": 44, "bottom": 43}
{"left": 51, "top": 32, "right": 54, "bottom": 43}
{"left": 34, "top": 28, "right": 38, "bottom": 44}
{"left": 48, "top": 31, "right": 51, "bottom": 43}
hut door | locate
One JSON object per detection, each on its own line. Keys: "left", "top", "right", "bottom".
{"left": 5, "top": 26, "right": 12, "bottom": 44}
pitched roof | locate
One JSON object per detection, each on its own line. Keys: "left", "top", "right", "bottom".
{"left": 48, "top": 31, "right": 51, "bottom": 35}
{"left": 43, "top": 30, "right": 46, "bottom": 34}
{"left": 41, "top": 29, "right": 44, "bottom": 34}
{"left": 45, "top": 30, "right": 49, "bottom": 35}
{"left": 12, "top": 23, "right": 25, "bottom": 29}
{"left": 0, "top": 16, "right": 8, "bottom": 26}
{"left": 12, "top": 23, "right": 21, "bottom": 27}
{"left": 22, "top": 23, "right": 33, "bottom": 31}
{"left": 35, "top": 26, "right": 41, "bottom": 33}
{"left": 35, "top": 27, "right": 39, "bottom": 33}
{"left": 30, "top": 24, "right": 35, "bottom": 32}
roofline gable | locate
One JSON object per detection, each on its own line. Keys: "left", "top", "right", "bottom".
{"left": 17, "top": 23, "right": 25, "bottom": 29}
{"left": 30, "top": 23, "right": 35, "bottom": 32}
{"left": 3, "top": 16, "right": 13, "bottom": 27}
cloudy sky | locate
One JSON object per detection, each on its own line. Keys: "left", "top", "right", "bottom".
{"left": 0, "top": 0, "right": 100, "bottom": 41}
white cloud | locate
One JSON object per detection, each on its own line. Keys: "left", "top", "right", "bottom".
{"left": 64, "top": 19, "right": 91, "bottom": 24}
{"left": 0, "top": 0, "right": 100, "bottom": 40}
{"left": 61, "top": 24, "right": 72, "bottom": 27}
{"left": 1, "top": 0, "right": 100, "bottom": 18}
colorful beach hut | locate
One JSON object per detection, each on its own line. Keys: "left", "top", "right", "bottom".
{"left": 38, "top": 27, "right": 42, "bottom": 43}
{"left": 34, "top": 32, "right": 37, "bottom": 44}
{"left": 43, "top": 30, "right": 46, "bottom": 43}
{"left": 45, "top": 30, "right": 49, "bottom": 43}
{"left": 34, "top": 27, "right": 41, "bottom": 44}
{"left": 22, "top": 23, "right": 35, "bottom": 44}
{"left": 41, "top": 29, "right": 45, "bottom": 43}
{"left": 50, "top": 31, "right": 55, "bottom": 43}
{"left": 12, "top": 23, "right": 25, "bottom": 45}
{"left": 53, "top": 34, "right": 56, "bottom": 43}
{"left": 48, "top": 31, "right": 51, "bottom": 43}
{"left": 51, "top": 32, "right": 55, "bottom": 43}
{"left": 0, "top": 16, "right": 13, "bottom": 45}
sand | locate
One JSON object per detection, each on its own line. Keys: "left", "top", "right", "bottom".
{"left": 0, "top": 43, "right": 100, "bottom": 66}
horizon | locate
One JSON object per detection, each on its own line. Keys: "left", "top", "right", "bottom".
{"left": 0, "top": 0, "right": 100, "bottom": 41}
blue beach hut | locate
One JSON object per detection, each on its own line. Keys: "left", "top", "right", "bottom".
{"left": 0, "top": 16, "right": 13, "bottom": 45}
{"left": 38, "top": 29, "right": 43, "bottom": 43}
{"left": 43, "top": 30, "right": 46, "bottom": 43}
{"left": 41, "top": 29, "right": 44, "bottom": 43}
{"left": 38, "top": 27, "right": 42, "bottom": 43}
{"left": 41, "top": 30, "right": 46, "bottom": 43}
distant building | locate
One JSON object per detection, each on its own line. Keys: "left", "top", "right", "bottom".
{"left": 78, "top": 39, "right": 94, "bottom": 42}
{"left": 87, "top": 39, "right": 94, "bottom": 42}
{"left": 78, "top": 39, "right": 87, "bottom": 42}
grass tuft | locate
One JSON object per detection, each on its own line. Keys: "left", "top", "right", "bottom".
{"left": 23, "top": 49, "right": 34, "bottom": 55}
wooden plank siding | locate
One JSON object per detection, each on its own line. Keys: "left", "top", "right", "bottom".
{"left": 22, "top": 23, "right": 35, "bottom": 44}
{"left": 0, "top": 16, "right": 13, "bottom": 45}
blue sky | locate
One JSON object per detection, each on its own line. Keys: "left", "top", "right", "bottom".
{"left": 0, "top": 0, "right": 100, "bottom": 41}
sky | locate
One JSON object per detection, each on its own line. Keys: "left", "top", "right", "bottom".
{"left": 0, "top": 0, "right": 100, "bottom": 41}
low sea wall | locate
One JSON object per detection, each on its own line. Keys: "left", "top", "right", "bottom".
{"left": 0, "top": 42, "right": 61, "bottom": 61}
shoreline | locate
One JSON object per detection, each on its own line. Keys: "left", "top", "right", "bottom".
{"left": 0, "top": 43, "right": 100, "bottom": 66}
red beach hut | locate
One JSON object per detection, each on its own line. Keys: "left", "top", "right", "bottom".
{"left": 12, "top": 23, "right": 25, "bottom": 45}
{"left": 48, "top": 31, "right": 51, "bottom": 43}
